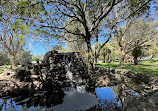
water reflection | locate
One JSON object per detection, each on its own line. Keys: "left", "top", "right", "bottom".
{"left": 0, "top": 99, "right": 22, "bottom": 111}
{"left": 95, "top": 87, "right": 122, "bottom": 110}
{"left": 0, "top": 83, "right": 149, "bottom": 110}
{"left": 95, "top": 84, "right": 145, "bottom": 111}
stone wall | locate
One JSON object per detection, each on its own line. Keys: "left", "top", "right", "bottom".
{"left": 0, "top": 50, "right": 89, "bottom": 107}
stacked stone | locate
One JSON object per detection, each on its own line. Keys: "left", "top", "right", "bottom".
{"left": 0, "top": 50, "right": 89, "bottom": 106}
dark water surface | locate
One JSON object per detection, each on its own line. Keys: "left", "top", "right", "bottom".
{"left": 0, "top": 85, "right": 144, "bottom": 111}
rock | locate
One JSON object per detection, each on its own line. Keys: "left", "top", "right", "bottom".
{"left": 0, "top": 50, "right": 90, "bottom": 107}
{"left": 33, "top": 81, "right": 42, "bottom": 90}
{"left": 31, "top": 75, "right": 39, "bottom": 79}
{"left": 30, "top": 69, "right": 38, "bottom": 75}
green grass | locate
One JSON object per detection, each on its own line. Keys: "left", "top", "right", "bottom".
{"left": 0, "top": 65, "right": 21, "bottom": 74}
{"left": 96, "top": 63, "right": 158, "bottom": 76}
{"left": 139, "top": 59, "right": 158, "bottom": 64}
{"left": 0, "top": 69, "right": 4, "bottom": 74}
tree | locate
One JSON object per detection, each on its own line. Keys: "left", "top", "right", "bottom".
{"left": 114, "top": 19, "right": 157, "bottom": 67}
{"left": 19, "top": 0, "right": 154, "bottom": 74}
{"left": 0, "top": 1, "right": 30, "bottom": 68}
{"left": 143, "top": 27, "right": 158, "bottom": 59}
{"left": 61, "top": 19, "right": 87, "bottom": 60}
{"left": 16, "top": 50, "right": 32, "bottom": 65}
{"left": 98, "top": 43, "right": 113, "bottom": 63}
{"left": 132, "top": 47, "right": 142, "bottom": 65}
{"left": 0, "top": 51, "right": 10, "bottom": 66}
{"left": 0, "top": 20, "right": 28, "bottom": 68}
{"left": 51, "top": 45, "right": 63, "bottom": 51}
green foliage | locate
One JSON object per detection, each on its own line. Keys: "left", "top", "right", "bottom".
{"left": 16, "top": 50, "right": 32, "bottom": 65}
{"left": 16, "top": 1, "right": 41, "bottom": 17}
{"left": 127, "top": 0, "right": 150, "bottom": 14}
{"left": 0, "top": 69, "right": 4, "bottom": 74}
{"left": 132, "top": 47, "right": 142, "bottom": 58}
{"left": 97, "top": 42, "right": 120, "bottom": 62}
{"left": 0, "top": 49, "right": 32, "bottom": 65}
{"left": 0, "top": 52, "right": 10, "bottom": 65}
{"left": 51, "top": 45, "right": 63, "bottom": 51}
{"left": 96, "top": 63, "right": 158, "bottom": 76}
{"left": 32, "top": 57, "right": 40, "bottom": 61}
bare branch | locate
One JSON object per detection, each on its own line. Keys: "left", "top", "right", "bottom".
{"left": 90, "top": 0, "right": 116, "bottom": 33}
{"left": 116, "top": 0, "right": 152, "bottom": 24}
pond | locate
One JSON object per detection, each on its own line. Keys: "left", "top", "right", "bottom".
{"left": 0, "top": 84, "right": 146, "bottom": 111}
{"left": 0, "top": 52, "right": 157, "bottom": 111}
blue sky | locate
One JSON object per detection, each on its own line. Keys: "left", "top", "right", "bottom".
{"left": 25, "top": 1, "right": 158, "bottom": 56}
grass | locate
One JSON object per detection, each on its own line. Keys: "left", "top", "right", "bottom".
{"left": 0, "top": 65, "right": 21, "bottom": 74}
{"left": 0, "top": 69, "right": 4, "bottom": 74}
{"left": 96, "top": 63, "right": 158, "bottom": 76}
{"left": 139, "top": 59, "right": 158, "bottom": 64}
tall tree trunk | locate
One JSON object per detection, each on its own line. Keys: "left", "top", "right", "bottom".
{"left": 9, "top": 54, "right": 17, "bottom": 68}
{"left": 86, "top": 39, "right": 94, "bottom": 75}
{"left": 94, "top": 29, "right": 99, "bottom": 65}
{"left": 107, "top": 54, "right": 111, "bottom": 63}
{"left": 120, "top": 48, "right": 125, "bottom": 67}
{"left": 134, "top": 56, "right": 138, "bottom": 65}
{"left": 103, "top": 54, "right": 105, "bottom": 63}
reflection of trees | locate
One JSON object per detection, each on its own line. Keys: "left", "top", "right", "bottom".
{"left": 96, "top": 75, "right": 146, "bottom": 110}
{"left": 0, "top": 99, "right": 15, "bottom": 110}
{"left": 97, "top": 97, "right": 122, "bottom": 111}
{"left": 113, "top": 76, "right": 143, "bottom": 110}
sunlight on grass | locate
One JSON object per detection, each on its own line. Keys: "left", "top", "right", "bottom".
{"left": 0, "top": 65, "right": 21, "bottom": 74}
{"left": 96, "top": 63, "right": 158, "bottom": 76}
{"left": 0, "top": 69, "right": 4, "bottom": 74}
{"left": 140, "top": 59, "right": 158, "bottom": 64}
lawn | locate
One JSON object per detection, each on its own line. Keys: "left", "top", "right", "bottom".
{"left": 0, "top": 69, "right": 4, "bottom": 74}
{"left": 96, "top": 63, "right": 158, "bottom": 76}
{"left": 0, "top": 65, "right": 21, "bottom": 74}
{"left": 139, "top": 59, "right": 158, "bottom": 64}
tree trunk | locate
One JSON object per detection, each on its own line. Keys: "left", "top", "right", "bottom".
{"left": 120, "top": 48, "right": 125, "bottom": 67}
{"left": 125, "top": 57, "right": 128, "bottom": 64}
{"left": 134, "top": 56, "right": 138, "bottom": 65}
{"left": 94, "top": 55, "right": 98, "bottom": 65}
{"left": 107, "top": 54, "right": 111, "bottom": 63}
{"left": 86, "top": 39, "right": 94, "bottom": 75}
{"left": 9, "top": 54, "right": 17, "bottom": 68}
{"left": 103, "top": 54, "right": 105, "bottom": 63}
{"left": 94, "top": 29, "right": 99, "bottom": 65}
{"left": 150, "top": 55, "right": 154, "bottom": 60}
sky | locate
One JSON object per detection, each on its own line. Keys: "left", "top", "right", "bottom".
{"left": 24, "top": 1, "right": 158, "bottom": 56}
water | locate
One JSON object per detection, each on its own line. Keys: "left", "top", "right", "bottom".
{"left": 58, "top": 54, "right": 98, "bottom": 111}
{"left": 0, "top": 54, "right": 152, "bottom": 110}
{"left": 0, "top": 84, "right": 145, "bottom": 111}
{"left": 51, "top": 90, "right": 97, "bottom": 111}
{"left": 0, "top": 99, "right": 22, "bottom": 111}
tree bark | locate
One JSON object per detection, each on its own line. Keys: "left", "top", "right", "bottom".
{"left": 9, "top": 54, "right": 17, "bottom": 68}
{"left": 103, "top": 54, "right": 105, "bottom": 63}
{"left": 94, "top": 34, "right": 98, "bottom": 64}
{"left": 94, "top": 29, "right": 99, "bottom": 65}
{"left": 107, "top": 54, "right": 111, "bottom": 63}
{"left": 134, "top": 57, "right": 138, "bottom": 65}
{"left": 86, "top": 38, "right": 94, "bottom": 75}
{"left": 120, "top": 48, "right": 125, "bottom": 67}
{"left": 150, "top": 55, "right": 154, "bottom": 60}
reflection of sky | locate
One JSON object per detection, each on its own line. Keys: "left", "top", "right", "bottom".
{"left": 0, "top": 99, "right": 22, "bottom": 111}
{"left": 95, "top": 87, "right": 122, "bottom": 108}
{"left": 95, "top": 87, "right": 117, "bottom": 102}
